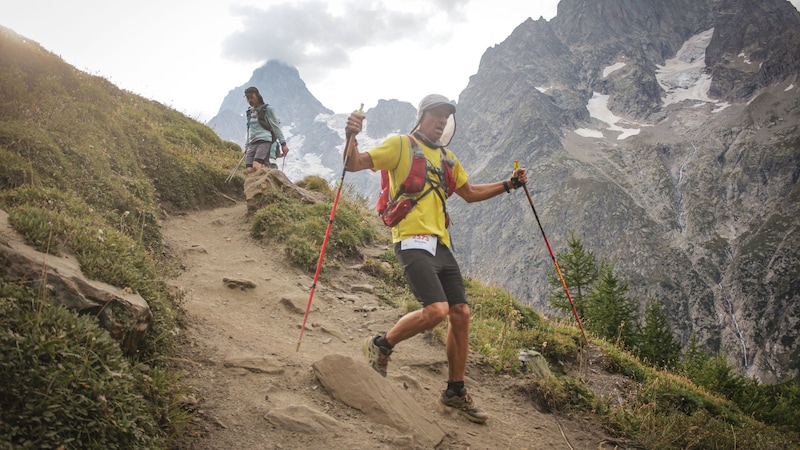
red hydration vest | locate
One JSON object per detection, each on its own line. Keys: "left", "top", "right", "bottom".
{"left": 376, "top": 135, "right": 457, "bottom": 227}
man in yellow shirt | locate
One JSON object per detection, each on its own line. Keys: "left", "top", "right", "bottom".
{"left": 344, "top": 94, "right": 527, "bottom": 424}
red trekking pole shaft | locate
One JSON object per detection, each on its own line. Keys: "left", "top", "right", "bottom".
{"left": 515, "top": 161, "right": 589, "bottom": 346}
{"left": 297, "top": 104, "right": 363, "bottom": 351}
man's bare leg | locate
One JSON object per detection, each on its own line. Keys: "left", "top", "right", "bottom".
{"left": 385, "top": 302, "right": 449, "bottom": 346}
{"left": 446, "top": 303, "right": 470, "bottom": 382}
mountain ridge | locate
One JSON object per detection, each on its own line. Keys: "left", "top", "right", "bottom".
{"left": 206, "top": 0, "right": 800, "bottom": 383}
{"left": 449, "top": 0, "right": 800, "bottom": 383}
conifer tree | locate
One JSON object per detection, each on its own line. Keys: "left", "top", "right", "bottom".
{"left": 585, "top": 262, "right": 637, "bottom": 347}
{"left": 636, "top": 298, "right": 681, "bottom": 369}
{"left": 546, "top": 231, "right": 598, "bottom": 319}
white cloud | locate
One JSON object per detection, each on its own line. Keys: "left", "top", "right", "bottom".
{"left": 0, "top": 0, "right": 558, "bottom": 121}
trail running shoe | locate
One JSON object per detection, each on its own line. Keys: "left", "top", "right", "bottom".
{"left": 439, "top": 390, "right": 489, "bottom": 424}
{"left": 362, "top": 336, "right": 392, "bottom": 377}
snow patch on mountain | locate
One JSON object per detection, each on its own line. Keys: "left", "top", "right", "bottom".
{"left": 575, "top": 28, "right": 738, "bottom": 140}
{"left": 656, "top": 28, "right": 729, "bottom": 112}
{"left": 576, "top": 93, "right": 645, "bottom": 140}
{"left": 602, "top": 62, "right": 626, "bottom": 78}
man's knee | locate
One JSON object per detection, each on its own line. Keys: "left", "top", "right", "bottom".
{"left": 422, "top": 302, "right": 450, "bottom": 324}
{"left": 448, "top": 303, "right": 471, "bottom": 325}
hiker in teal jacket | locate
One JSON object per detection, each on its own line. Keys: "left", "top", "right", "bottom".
{"left": 244, "top": 86, "right": 288, "bottom": 173}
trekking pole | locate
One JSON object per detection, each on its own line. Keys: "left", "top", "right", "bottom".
{"left": 226, "top": 152, "right": 246, "bottom": 183}
{"left": 514, "top": 160, "right": 589, "bottom": 346}
{"left": 297, "top": 104, "right": 364, "bottom": 351}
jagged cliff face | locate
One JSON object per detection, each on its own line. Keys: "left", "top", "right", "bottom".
{"left": 207, "top": 0, "right": 799, "bottom": 382}
{"left": 449, "top": 0, "right": 800, "bottom": 382}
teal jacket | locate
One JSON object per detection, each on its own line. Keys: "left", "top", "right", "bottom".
{"left": 246, "top": 104, "right": 285, "bottom": 146}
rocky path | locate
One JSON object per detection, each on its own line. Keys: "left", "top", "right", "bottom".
{"left": 163, "top": 201, "right": 617, "bottom": 449}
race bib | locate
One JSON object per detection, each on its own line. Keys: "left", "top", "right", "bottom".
{"left": 400, "top": 235, "right": 438, "bottom": 256}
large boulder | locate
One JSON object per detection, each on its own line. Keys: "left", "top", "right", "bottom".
{"left": 0, "top": 209, "right": 152, "bottom": 354}
{"left": 243, "top": 168, "right": 326, "bottom": 215}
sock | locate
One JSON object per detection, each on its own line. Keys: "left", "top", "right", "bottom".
{"left": 375, "top": 335, "right": 393, "bottom": 353}
{"left": 446, "top": 381, "right": 465, "bottom": 397}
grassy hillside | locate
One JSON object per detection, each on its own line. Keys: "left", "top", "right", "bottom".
{"left": 0, "top": 26, "right": 245, "bottom": 448}
{"left": 1, "top": 26, "right": 798, "bottom": 449}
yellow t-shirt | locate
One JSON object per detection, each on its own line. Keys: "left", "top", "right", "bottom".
{"left": 368, "top": 134, "right": 468, "bottom": 248}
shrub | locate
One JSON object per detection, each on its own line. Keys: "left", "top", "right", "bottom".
{"left": 0, "top": 295, "right": 162, "bottom": 449}
{"left": 251, "top": 193, "right": 377, "bottom": 271}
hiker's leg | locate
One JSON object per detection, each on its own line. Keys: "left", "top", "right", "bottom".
{"left": 385, "top": 302, "right": 448, "bottom": 346}
{"left": 446, "top": 303, "right": 470, "bottom": 382}
{"left": 388, "top": 243, "right": 451, "bottom": 347}
{"left": 245, "top": 143, "right": 256, "bottom": 173}
{"left": 437, "top": 245, "right": 469, "bottom": 382}
{"left": 253, "top": 142, "right": 270, "bottom": 171}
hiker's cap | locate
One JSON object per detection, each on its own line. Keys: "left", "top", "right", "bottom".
{"left": 412, "top": 94, "right": 456, "bottom": 147}
{"left": 418, "top": 94, "right": 455, "bottom": 117}
{"left": 244, "top": 86, "right": 260, "bottom": 96}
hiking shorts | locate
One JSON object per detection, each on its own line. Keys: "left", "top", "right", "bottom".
{"left": 245, "top": 141, "right": 272, "bottom": 167}
{"left": 394, "top": 241, "right": 467, "bottom": 308}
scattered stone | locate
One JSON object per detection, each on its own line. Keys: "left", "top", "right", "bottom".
{"left": 264, "top": 404, "right": 346, "bottom": 434}
{"left": 179, "top": 394, "right": 199, "bottom": 407}
{"left": 222, "top": 356, "right": 284, "bottom": 375}
{"left": 186, "top": 244, "right": 208, "bottom": 254}
{"left": 351, "top": 284, "right": 375, "bottom": 294}
{"left": 391, "top": 435, "right": 415, "bottom": 449}
{"left": 281, "top": 296, "right": 316, "bottom": 315}
{"left": 222, "top": 277, "right": 257, "bottom": 290}
{"left": 316, "top": 324, "right": 347, "bottom": 342}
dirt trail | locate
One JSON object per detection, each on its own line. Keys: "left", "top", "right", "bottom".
{"left": 163, "top": 200, "right": 618, "bottom": 449}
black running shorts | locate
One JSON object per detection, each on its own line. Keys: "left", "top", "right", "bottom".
{"left": 394, "top": 241, "right": 467, "bottom": 307}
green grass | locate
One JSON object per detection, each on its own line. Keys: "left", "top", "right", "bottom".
{"left": 250, "top": 176, "right": 378, "bottom": 272}
{"left": 0, "top": 31, "right": 241, "bottom": 448}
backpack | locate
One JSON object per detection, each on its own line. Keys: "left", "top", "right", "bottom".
{"left": 256, "top": 105, "right": 282, "bottom": 156}
{"left": 376, "top": 134, "right": 457, "bottom": 227}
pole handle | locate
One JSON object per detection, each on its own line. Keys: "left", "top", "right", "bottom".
{"left": 343, "top": 104, "right": 364, "bottom": 165}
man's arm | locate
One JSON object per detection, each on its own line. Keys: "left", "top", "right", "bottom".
{"left": 265, "top": 108, "right": 285, "bottom": 141}
{"left": 455, "top": 168, "right": 528, "bottom": 203}
{"left": 343, "top": 112, "right": 373, "bottom": 172}
{"left": 264, "top": 107, "right": 289, "bottom": 156}
{"left": 343, "top": 138, "right": 374, "bottom": 171}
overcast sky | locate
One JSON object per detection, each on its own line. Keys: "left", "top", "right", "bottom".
{"left": 0, "top": 0, "right": 559, "bottom": 121}
{"left": 2, "top": 1, "right": 798, "bottom": 122}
